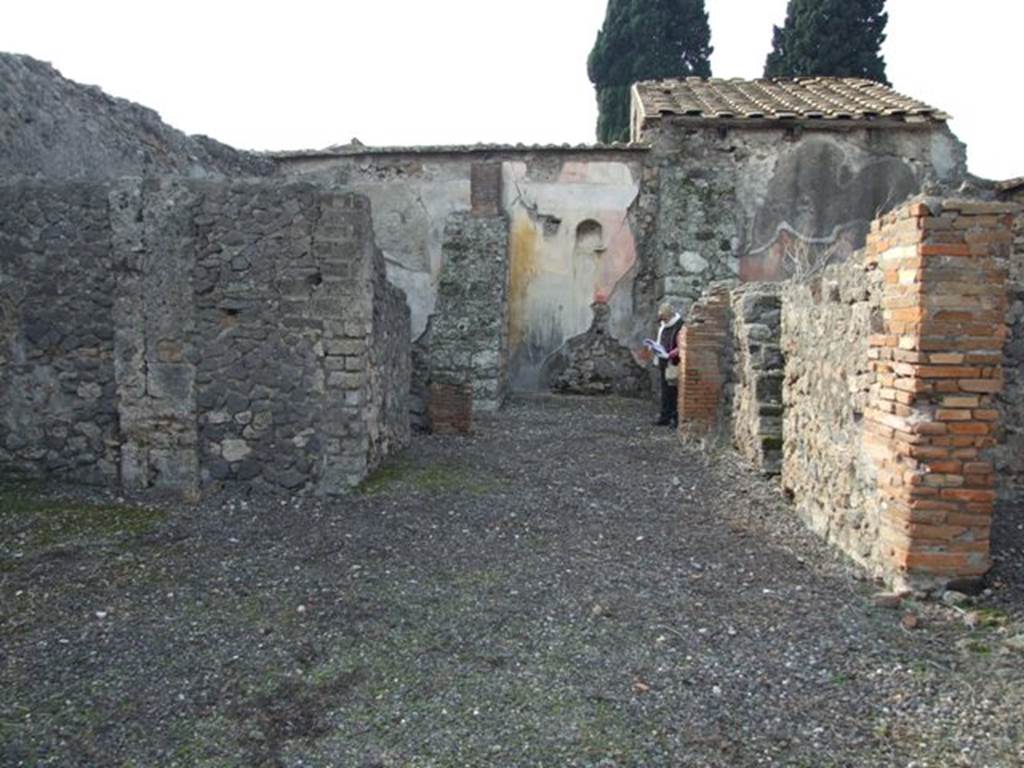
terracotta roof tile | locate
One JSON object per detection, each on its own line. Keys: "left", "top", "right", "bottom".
{"left": 634, "top": 77, "right": 949, "bottom": 124}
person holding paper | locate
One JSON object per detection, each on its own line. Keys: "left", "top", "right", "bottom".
{"left": 647, "top": 302, "right": 683, "bottom": 427}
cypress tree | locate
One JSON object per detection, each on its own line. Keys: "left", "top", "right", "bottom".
{"left": 588, "top": 0, "right": 713, "bottom": 143}
{"left": 764, "top": 0, "right": 889, "bottom": 84}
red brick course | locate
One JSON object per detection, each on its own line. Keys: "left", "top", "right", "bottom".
{"left": 677, "top": 286, "right": 733, "bottom": 433}
{"left": 864, "top": 199, "right": 1011, "bottom": 584}
{"left": 427, "top": 382, "right": 473, "bottom": 434}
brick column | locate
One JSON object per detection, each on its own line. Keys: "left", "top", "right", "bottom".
{"left": 677, "top": 285, "right": 733, "bottom": 433}
{"left": 865, "top": 199, "right": 1013, "bottom": 588}
{"left": 427, "top": 382, "right": 473, "bottom": 434}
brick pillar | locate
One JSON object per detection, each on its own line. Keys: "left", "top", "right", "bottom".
{"left": 677, "top": 285, "right": 733, "bottom": 433}
{"left": 865, "top": 199, "right": 1013, "bottom": 588}
{"left": 428, "top": 382, "right": 473, "bottom": 434}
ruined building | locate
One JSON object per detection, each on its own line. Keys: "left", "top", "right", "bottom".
{"left": 0, "top": 54, "right": 1019, "bottom": 590}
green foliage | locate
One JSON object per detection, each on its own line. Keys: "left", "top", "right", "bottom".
{"left": 764, "top": 0, "right": 889, "bottom": 84}
{"left": 588, "top": 0, "right": 713, "bottom": 143}
{"left": 595, "top": 86, "right": 632, "bottom": 147}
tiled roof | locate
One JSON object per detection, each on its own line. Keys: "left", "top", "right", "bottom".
{"left": 633, "top": 77, "right": 949, "bottom": 124}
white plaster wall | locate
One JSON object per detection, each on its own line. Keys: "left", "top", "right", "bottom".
{"left": 342, "top": 174, "right": 471, "bottom": 340}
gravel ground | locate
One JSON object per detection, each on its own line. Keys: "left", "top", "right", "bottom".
{"left": 2, "top": 394, "right": 1022, "bottom": 768}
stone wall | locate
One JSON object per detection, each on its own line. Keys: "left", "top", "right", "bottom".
{"left": 0, "top": 54, "right": 270, "bottom": 179}
{"left": 274, "top": 121, "right": 965, "bottom": 409}
{"left": 367, "top": 243, "right": 413, "bottom": 468}
{"left": 995, "top": 191, "right": 1024, "bottom": 501}
{"left": 109, "top": 178, "right": 201, "bottom": 495}
{"left": 688, "top": 199, "right": 1018, "bottom": 590}
{"left": 781, "top": 260, "right": 883, "bottom": 573}
{"left": 427, "top": 211, "right": 510, "bottom": 425}
{"left": 0, "top": 178, "right": 409, "bottom": 495}
{"left": 0, "top": 181, "right": 120, "bottom": 485}
{"left": 277, "top": 149, "right": 651, "bottom": 395}
{"left": 639, "top": 122, "right": 967, "bottom": 319}
{"left": 275, "top": 148, "right": 648, "bottom": 395}
{"left": 730, "top": 283, "right": 784, "bottom": 475}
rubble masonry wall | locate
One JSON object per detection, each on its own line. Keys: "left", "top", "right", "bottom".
{"left": 780, "top": 260, "right": 885, "bottom": 574}
{"left": 0, "top": 178, "right": 409, "bottom": 495}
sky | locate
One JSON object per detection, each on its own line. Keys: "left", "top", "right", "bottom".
{"left": 1, "top": 1, "right": 1020, "bottom": 179}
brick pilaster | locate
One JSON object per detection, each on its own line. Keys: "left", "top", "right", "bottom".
{"left": 677, "top": 285, "right": 733, "bottom": 433}
{"left": 865, "top": 199, "right": 1014, "bottom": 587}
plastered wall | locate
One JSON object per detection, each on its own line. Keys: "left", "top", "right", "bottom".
{"left": 277, "top": 149, "right": 647, "bottom": 394}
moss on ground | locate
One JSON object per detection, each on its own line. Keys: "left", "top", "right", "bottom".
{"left": 973, "top": 607, "right": 1009, "bottom": 628}
{"left": 358, "top": 458, "right": 498, "bottom": 496}
{"left": 0, "top": 482, "right": 164, "bottom": 572}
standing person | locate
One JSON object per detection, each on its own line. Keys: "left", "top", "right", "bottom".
{"left": 653, "top": 302, "right": 683, "bottom": 427}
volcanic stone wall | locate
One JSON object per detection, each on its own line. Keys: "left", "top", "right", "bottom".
{"left": 780, "top": 260, "right": 885, "bottom": 574}
{"left": 274, "top": 119, "right": 966, "bottom": 405}
{"left": 367, "top": 234, "right": 413, "bottom": 467}
{"left": 680, "top": 199, "right": 1018, "bottom": 590}
{"left": 0, "top": 181, "right": 120, "bottom": 485}
{"left": 639, "top": 121, "right": 966, "bottom": 314}
{"left": 276, "top": 147, "right": 649, "bottom": 396}
{"left": 995, "top": 201, "right": 1024, "bottom": 501}
{"left": 0, "top": 178, "right": 409, "bottom": 495}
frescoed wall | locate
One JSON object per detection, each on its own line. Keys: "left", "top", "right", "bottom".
{"left": 503, "top": 160, "right": 640, "bottom": 390}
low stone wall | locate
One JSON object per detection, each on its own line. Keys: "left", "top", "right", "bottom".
{"left": 730, "top": 283, "right": 784, "bottom": 475}
{"left": 0, "top": 178, "right": 410, "bottom": 496}
{"left": 781, "top": 261, "right": 883, "bottom": 572}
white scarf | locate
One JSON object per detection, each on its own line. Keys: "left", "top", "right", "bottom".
{"left": 657, "top": 313, "right": 681, "bottom": 349}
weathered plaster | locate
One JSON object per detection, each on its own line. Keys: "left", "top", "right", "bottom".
{"left": 503, "top": 160, "right": 640, "bottom": 390}
{"left": 640, "top": 123, "right": 968, "bottom": 311}
{"left": 279, "top": 151, "right": 645, "bottom": 392}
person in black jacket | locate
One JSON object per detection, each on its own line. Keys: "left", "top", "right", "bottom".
{"left": 653, "top": 302, "right": 683, "bottom": 427}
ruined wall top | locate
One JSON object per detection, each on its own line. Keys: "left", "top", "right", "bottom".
{"left": 0, "top": 53, "right": 273, "bottom": 179}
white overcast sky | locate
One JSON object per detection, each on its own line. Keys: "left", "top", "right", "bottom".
{"left": 1, "top": 1, "right": 1020, "bottom": 179}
